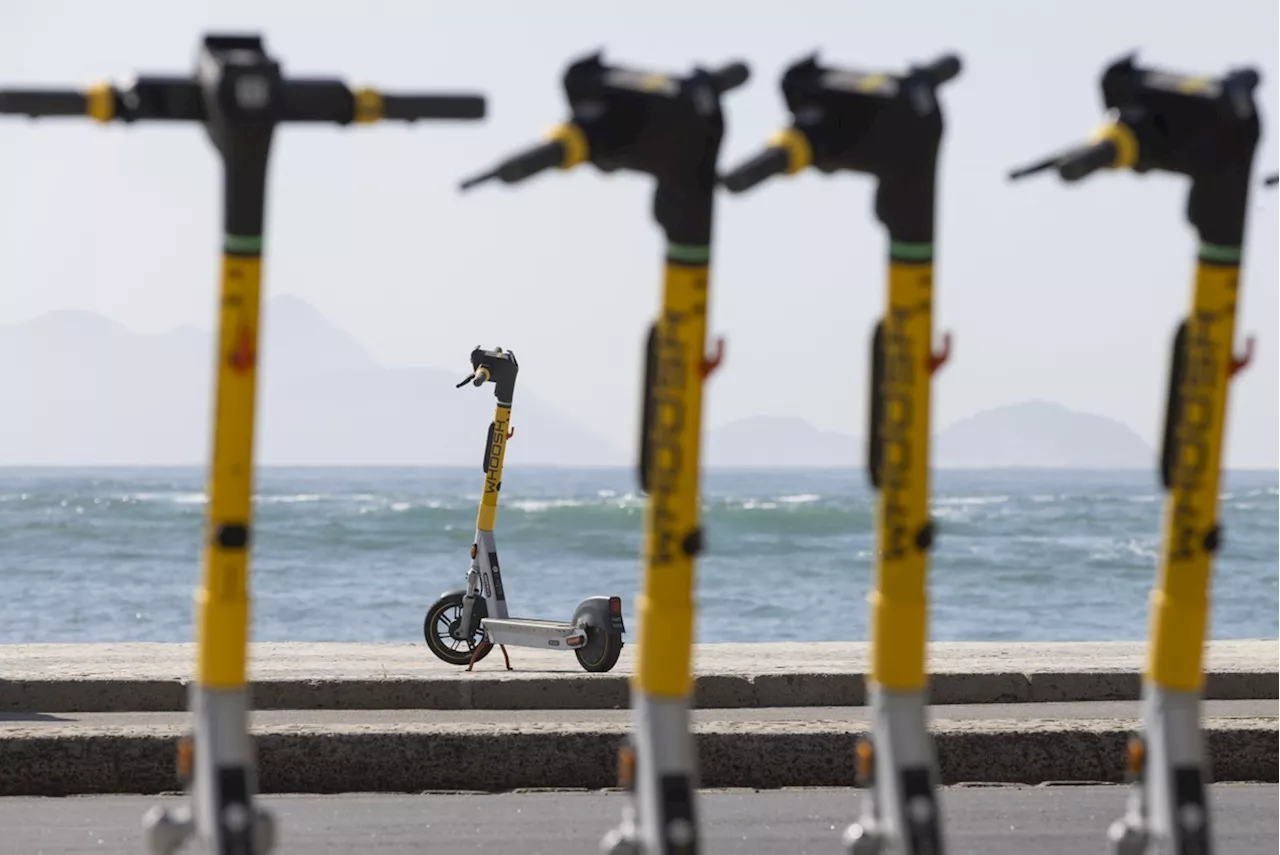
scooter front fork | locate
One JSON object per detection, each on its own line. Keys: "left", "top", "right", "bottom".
{"left": 1108, "top": 687, "right": 1211, "bottom": 855}
{"left": 843, "top": 687, "right": 944, "bottom": 855}
{"left": 143, "top": 686, "right": 275, "bottom": 855}
{"left": 459, "top": 566, "right": 481, "bottom": 641}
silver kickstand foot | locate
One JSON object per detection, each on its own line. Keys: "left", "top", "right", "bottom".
{"left": 600, "top": 827, "right": 641, "bottom": 855}
{"left": 842, "top": 816, "right": 884, "bottom": 855}
{"left": 143, "top": 805, "right": 194, "bottom": 855}
{"left": 1107, "top": 812, "right": 1148, "bottom": 855}
{"left": 141, "top": 804, "right": 276, "bottom": 855}
{"left": 601, "top": 802, "right": 641, "bottom": 854}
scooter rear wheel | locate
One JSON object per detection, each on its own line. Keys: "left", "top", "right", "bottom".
{"left": 424, "top": 592, "right": 491, "bottom": 667}
{"left": 575, "top": 626, "right": 623, "bottom": 673}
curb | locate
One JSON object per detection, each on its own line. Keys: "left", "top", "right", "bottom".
{"left": 1, "top": 719, "right": 1273, "bottom": 796}
{"left": 4, "top": 670, "right": 1275, "bottom": 712}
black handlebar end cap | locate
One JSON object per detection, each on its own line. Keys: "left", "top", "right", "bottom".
{"left": 711, "top": 62, "right": 750, "bottom": 93}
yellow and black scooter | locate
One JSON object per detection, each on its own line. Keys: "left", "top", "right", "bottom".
{"left": 1009, "top": 54, "right": 1261, "bottom": 855}
{"left": 721, "top": 53, "right": 961, "bottom": 855}
{"left": 0, "top": 33, "right": 485, "bottom": 855}
{"left": 460, "top": 51, "right": 747, "bottom": 855}
{"left": 424, "top": 344, "right": 626, "bottom": 673}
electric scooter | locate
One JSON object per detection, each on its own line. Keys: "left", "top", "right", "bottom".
{"left": 424, "top": 345, "right": 626, "bottom": 673}
{"left": 721, "top": 52, "right": 961, "bottom": 855}
{"left": 1009, "top": 54, "right": 1261, "bottom": 855}
{"left": 0, "top": 33, "right": 486, "bottom": 855}
{"left": 459, "top": 52, "right": 747, "bottom": 855}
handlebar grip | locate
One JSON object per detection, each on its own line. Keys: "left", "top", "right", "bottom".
{"left": 918, "top": 55, "right": 962, "bottom": 86}
{"left": 382, "top": 94, "right": 485, "bottom": 121}
{"left": 0, "top": 89, "right": 88, "bottom": 117}
{"left": 498, "top": 140, "right": 567, "bottom": 183}
{"left": 1058, "top": 140, "right": 1118, "bottom": 182}
{"left": 721, "top": 146, "right": 790, "bottom": 194}
{"left": 282, "top": 80, "right": 356, "bottom": 123}
{"left": 710, "top": 62, "right": 750, "bottom": 94}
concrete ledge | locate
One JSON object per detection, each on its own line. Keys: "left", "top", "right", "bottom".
{"left": 0, "top": 718, "right": 1273, "bottom": 797}
{"left": 2, "top": 640, "right": 1275, "bottom": 712}
{"left": 0, "top": 637, "right": 1274, "bottom": 711}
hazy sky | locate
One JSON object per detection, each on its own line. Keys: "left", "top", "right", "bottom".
{"left": 1, "top": 0, "right": 1277, "bottom": 468}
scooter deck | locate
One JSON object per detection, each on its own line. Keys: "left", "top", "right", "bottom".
{"left": 481, "top": 617, "right": 587, "bottom": 649}
{"left": 484, "top": 617, "right": 578, "bottom": 632}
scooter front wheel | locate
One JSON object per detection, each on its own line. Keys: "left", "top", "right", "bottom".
{"left": 424, "top": 592, "right": 491, "bottom": 667}
{"left": 575, "top": 626, "right": 623, "bottom": 673}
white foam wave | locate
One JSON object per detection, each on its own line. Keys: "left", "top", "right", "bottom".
{"left": 776, "top": 493, "right": 821, "bottom": 504}
{"left": 509, "top": 498, "right": 587, "bottom": 513}
{"left": 934, "top": 495, "right": 1010, "bottom": 506}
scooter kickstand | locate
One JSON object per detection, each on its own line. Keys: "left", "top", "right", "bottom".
{"left": 465, "top": 642, "right": 513, "bottom": 672}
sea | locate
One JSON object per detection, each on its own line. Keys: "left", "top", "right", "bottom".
{"left": 1, "top": 467, "right": 1276, "bottom": 645}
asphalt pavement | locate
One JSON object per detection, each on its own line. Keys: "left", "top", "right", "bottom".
{"left": 3, "top": 784, "right": 1275, "bottom": 854}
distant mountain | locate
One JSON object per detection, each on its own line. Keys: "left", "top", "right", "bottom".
{"left": 935, "top": 400, "right": 1154, "bottom": 469}
{"left": 708, "top": 401, "right": 1154, "bottom": 469}
{"left": 0, "top": 301, "right": 1155, "bottom": 469}
{"left": 706, "top": 416, "right": 860, "bottom": 468}
{"left": 0, "top": 298, "right": 623, "bottom": 466}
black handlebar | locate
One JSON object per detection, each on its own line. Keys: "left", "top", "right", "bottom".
{"left": 917, "top": 54, "right": 962, "bottom": 85}
{"left": 459, "top": 60, "right": 747, "bottom": 193}
{"left": 1008, "top": 139, "right": 1119, "bottom": 183}
{"left": 0, "top": 79, "right": 486, "bottom": 124}
{"left": 721, "top": 147, "right": 790, "bottom": 193}
{"left": 382, "top": 94, "right": 485, "bottom": 121}
{"left": 720, "top": 52, "right": 961, "bottom": 194}
{"left": 1058, "top": 140, "right": 1118, "bottom": 182}
{"left": 0, "top": 89, "right": 89, "bottom": 117}
{"left": 1266, "top": 173, "right": 1278, "bottom": 187}
{"left": 456, "top": 369, "right": 491, "bottom": 388}
{"left": 459, "top": 139, "right": 566, "bottom": 191}
{"left": 710, "top": 62, "right": 750, "bottom": 93}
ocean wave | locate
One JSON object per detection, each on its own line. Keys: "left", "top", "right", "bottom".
{"left": 934, "top": 495, "right": 1010, "bottom": 506}
{"left": 508, "top": 498, "right": 589, "bottom": 513}
{"left": 123, "top": 491, "right": 207, "bottom": 505}
{"left": 2, "top": 465, "right": 1275, "bottom": 645}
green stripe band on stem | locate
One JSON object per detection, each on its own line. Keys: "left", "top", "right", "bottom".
{"left": 889, "top": 241, "right": 934, "bottom": 262}
{"left": 667, "top": 243, "right": 711, "bottom": 264}
{"left": 1199, "top": 243, "right": 1241, "bottom": 264}
{"left": 225, "top": 234, "right": 264, "bottom": 254}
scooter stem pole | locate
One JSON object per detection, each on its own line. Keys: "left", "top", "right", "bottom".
{"left": 852, "top": 237, "right": 947, "bottom": 854}
{"left": 629, "top": 239, "right": 716, "bottom": 854}
{"left": 1002, "top": 54, "right": 1260, "bottom": 855}
{"left": 720, "top": 52, "right": 960, "bottom": 854}
{"left": 0, "top": 33, "right": 487, "bottom": 854}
